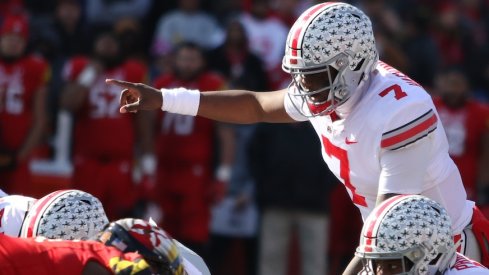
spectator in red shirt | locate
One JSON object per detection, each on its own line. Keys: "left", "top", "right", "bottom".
{"left": 432, "top": 67, "right": 489, "bottom": 204}
{"left": 0, "top": 14, "right": 50, "bottom": 196}
{"left": 152, "top": 42, "right": 230, "bottom": 258}
{"left": 60, "top": 30, "right": 152, "bottom": 219}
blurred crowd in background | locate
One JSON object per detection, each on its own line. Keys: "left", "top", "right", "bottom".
{"left": 1, "top": 0, "right": 489, "bottom": 274}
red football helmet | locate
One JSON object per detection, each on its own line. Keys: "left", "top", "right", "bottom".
{"left": 97, "top": 218, "right": 185, "bottom": 275}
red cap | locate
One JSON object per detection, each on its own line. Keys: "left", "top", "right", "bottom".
{"left": 1, "top": 15, "right": 29, "bottom": 39}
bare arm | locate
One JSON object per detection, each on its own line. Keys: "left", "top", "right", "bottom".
{"left": 216, "top": 123, "right": 235, "bottom": 169}
{"left": 106, "top": 79, "right": 296, "bottom": 124}
{"left": 17, "top": 86, "right": 48, "bottom": 161}
{"left": 60, "top": 82, "right": 89, "bottom": 112}
{"left": 135, "top": 110, "right": 156, "bottom": 155}
{"left": 198, "top": 89, "right": 295, "bottom": 123}
{"left": 342, "top": 255, "right": 363, "bottom": 275}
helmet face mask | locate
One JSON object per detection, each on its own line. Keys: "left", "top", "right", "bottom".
{"left": 357, "top": 246, "right": 426, "bottom": 275}
{"left": 287, "top": 52, "right": 349, "bottom": 116}
{"left": 96, "top": 223, "right": 173, "bottom": 275}
{"left": 360, "top": 258, "right": 413, "bottom": 275}
{"left": 282, "top": 2, "right": 378, "bottom": 117}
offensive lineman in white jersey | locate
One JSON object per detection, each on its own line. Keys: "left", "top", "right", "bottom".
{"left": 356, "top": 195, "right": 489, "bottom": 275}
{"left": 107, "top": 2, "right": 489, "bottom": 273}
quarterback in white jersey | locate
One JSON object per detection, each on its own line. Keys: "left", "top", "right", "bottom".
{"left": 285, "top": 60, "right": 473, "bottom": 233}
{"left": 108, "top": 1, "right": 489, "bottom": 272}
{"left": 356, "top": 195, "right": 488, "bottom": 275}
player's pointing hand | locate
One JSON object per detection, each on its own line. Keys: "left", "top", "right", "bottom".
{"left": 106, "top": 79, "right": 163, "bottom": 113}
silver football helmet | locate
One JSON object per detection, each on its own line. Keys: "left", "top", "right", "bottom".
{"left": 355, "top": 195, "right": 456, "bottom": 275}
{"left": 282, "top": 2, "right": 378, "bottom": 116}
{"left": 20, "top": 189, "right": 109, "bottom": 240}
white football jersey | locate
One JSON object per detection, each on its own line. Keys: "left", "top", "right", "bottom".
{"left": 445, "top": 253, "right": 489, "bottom": 274}
{"left": 178, "top": 241, "right": 210, "bottom": 275}
{"left": 285, "top": 61, "right": 474, "bottom": 234}
{"left": 0, "top": 195, "right": 36, "bottom": 236}
{"left": 0, "top": 189, "right": 7, "bottom": 198}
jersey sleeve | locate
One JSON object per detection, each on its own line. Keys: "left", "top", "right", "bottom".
{"left": 177, "top": 241, "right": 210, "bottom": 275}
{"left": 183, "top": 258, "right": 203, "bottom": 275}
{"left": 378, "top": 136, "right": 432, "bottom": 194}
{"left": 377, "top": 94, "right": 438, "bottom": 194}
{"left": 30, "top": 57, "right": 51, "bottom": 89}
{"left": 61, "top": 56, "right": 89, "bottom": 82}
{"left": 381, "top": 104, "right": 438, "bottom": 151}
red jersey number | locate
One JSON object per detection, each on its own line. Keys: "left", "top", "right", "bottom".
{"left": 0, "top": 83, "right": 23, "bottom": 114}
{"left": 89, "top": 86, "right": 120, "bottom": 118}
{"left": 379, "top": 84, "right": 407, "bottom": 100}
{"left": 322, "top": 136, "right": 368, "bottom": 207}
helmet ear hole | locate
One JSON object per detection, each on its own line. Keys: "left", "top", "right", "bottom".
{"left": 80, "top": 199, "right": 92, "bottom": 205}
{"left": 329, "top": 66, "right": 339, "bottom": 82}
{"left": 353, "top": 58, "right": 365, "bottom": 71}
{"left": 429, "top": 253, "right": 443, "bottom": 265}
{"left": 403, "top": 256, "right": 415, "bottom": 271}
{"left": 430, "top": 205, "right": 442, "bottom": 214}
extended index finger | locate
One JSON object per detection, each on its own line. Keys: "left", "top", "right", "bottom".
{"left": 119, "top": 88, "right": 135, "bottom": 107}
{"left": 106, "top": 78, "right": 139, "bottom": 89}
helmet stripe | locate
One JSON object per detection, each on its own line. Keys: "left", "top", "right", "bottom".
{"left": 363, "top": 195, "right": 409, "bottom": 251}
{"left": 21, "top": 190, "right": 69, "bottom": 237}
{"left": 289, "top": 2, "right": 336, "bottom": 59}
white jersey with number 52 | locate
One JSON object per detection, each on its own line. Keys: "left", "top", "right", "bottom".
{"left": 285, "top": 61, "right": 474, "bottom": 234}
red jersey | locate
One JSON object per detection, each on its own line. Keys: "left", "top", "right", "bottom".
{"left": 153, "top": 72, "right": 225, "bottom": 164}
{"left": 0, "top": 234, "right": 151, "bottom": 275}
{"left": 63, "top": 57, "right": 147, "bottom": 160}
{"left": 433, "top": 97, "right": 489, "bottom": 200}
{"left": 0, "top": 55, "right": 49, "bottom": 151}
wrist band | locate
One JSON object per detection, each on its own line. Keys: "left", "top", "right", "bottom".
{"left": 161, "top": 88, "right": 201, "bottom": 116}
